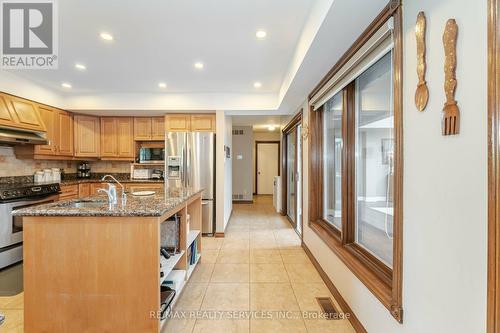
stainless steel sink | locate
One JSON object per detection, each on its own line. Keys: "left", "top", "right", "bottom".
{"left": 67, "top": 201, "right": 107, "bottom": 209}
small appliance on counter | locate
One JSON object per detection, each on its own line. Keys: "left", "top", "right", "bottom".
{"left": 132, "top": 168, "right": 154, "bottom": 180}
{"left": 151, "top": 169, "right": 163, "bottom": 179}
{"left": 77, "top": 161, "right": 91, "bottom": 178}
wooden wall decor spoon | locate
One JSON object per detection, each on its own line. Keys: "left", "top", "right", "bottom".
{"left": 415, "top": 11, "right": 428, "bottom": 111}
{"left": 442, "top": 19, "right": 460, "bottom": 135}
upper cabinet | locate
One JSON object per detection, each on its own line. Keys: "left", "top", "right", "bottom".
{"left": 101, "top": 117, "right": 134, "bottom": 160}
{"left": 16, "top": 105, "right": 73, "bottom": 159}
{"left": 34, "top": 107, "right": 74, "bottom": 157}
{"left": 74, "top": 115, "right": 100, "bottom": 158}
{"left": 165, "top": 114, "right": 191, "bottom": 132}
{"left": 56, "top": 110, "right": 74, "bottom": 156}
{"left": 191, "top": 114, "right": 216, "bottom": 132}
{"left": 151, "top": 117, "right": 165, "bottom": 140}
{"left": 0, "top": 93, "right": 46, "bottom": 132}
{"left": 164, "top": 114, "right": 215, "bottom": 132}
{"left": 134, "top": 116, "right": 165, "bottom": 140}
{"left": 134, "top": 117, "right": 152, "bottom": 141}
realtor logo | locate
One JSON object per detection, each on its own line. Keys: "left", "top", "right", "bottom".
{"left": 1, "top": 0, "right": 58, "bottom": 69}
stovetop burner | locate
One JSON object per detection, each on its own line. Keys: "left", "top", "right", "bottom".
{"left": 0, "top": 182, "right": 61, "bottom": 201}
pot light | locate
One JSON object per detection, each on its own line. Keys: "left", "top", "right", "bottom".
{"left": 100, "top": 32, "right": 113, "bottom": 41}
{"left": 75, "top": 63, "right": 86, "bottom": 71}
{"left": 158, "top": 82, "right": 167, "bottom": 89}
{"left": 61, "top": 82, "right": 72, "bottom": 89}
{"left": 254, "top": 82, "right": 262, "bottom": 88}
{"left": 194, "top": 62, "right": 204, "bottom": 69}
{"left": 256, "top": 30, "right": 267, "bottom": 39}
{"left": 268, "top": 125, "right": 276, "bottom": 131}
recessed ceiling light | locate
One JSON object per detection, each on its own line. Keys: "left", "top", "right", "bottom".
{"left": 256, "top": 30, "right": 267, "bottom": 39}
{"left": 100, "top": 32, "right": 113, "bottom": 41}
{"left": 158, "top": 82, "right": 167, "bottom": 89}
{"left": 75, "top": 63, "right": 86, "bottom": 71}
{"left": 61, "top": 82, "right": 72, "bottom": 89}
{"left": 268, "top": 125, "right": 276, "bottom": 131}
{"left": 254, "top": 82, "right": 262, "bottom": 88}
{"left": 194, "top": 62, "right": 204, "bottom": 69}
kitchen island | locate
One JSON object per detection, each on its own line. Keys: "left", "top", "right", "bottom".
{"left": 13, "top": 187, "right": 203, "bottom": 333}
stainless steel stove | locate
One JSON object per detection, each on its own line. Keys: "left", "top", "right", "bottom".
{"left": 0, "top": 182, "right": 60, "bottom": 269}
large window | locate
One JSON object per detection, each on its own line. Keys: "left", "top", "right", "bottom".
{"left": 354, "top": 52, "right": 394, "bottom": 267}
{"left": 308, "top": 2, "right": 402, "bottom": 323}
{"left": 323, "top": 92, "right": 343, "bottom": 231}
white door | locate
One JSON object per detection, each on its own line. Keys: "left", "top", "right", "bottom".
{"left": 257, "top": 143, "right": 279, "bottom": 195}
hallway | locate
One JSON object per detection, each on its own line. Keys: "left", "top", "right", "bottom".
{"left": 164, "top": 196, "right": 355, "bottom": 333}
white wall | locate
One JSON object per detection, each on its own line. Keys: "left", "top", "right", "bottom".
{"left": 216, "top": 111, "right": 233, "bottom": 233}
{"left": 302, "top": 0, "right": 488, "bottom": 332}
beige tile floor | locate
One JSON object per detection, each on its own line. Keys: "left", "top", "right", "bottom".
{"left": 0, "top": 196, "right": 354, "bottom": 333}
{"left": 164, "top": 196, "right": 355, "bottom": 333}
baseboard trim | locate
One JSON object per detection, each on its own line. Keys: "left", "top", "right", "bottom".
{"left": 215, "top": 232, "right": 225, "bottom": 238}
{"left": 232, "top": 200, "right": 254, "bottom": 204}
{"left": 302, "top": 242, "right": 367, "bottom": 333}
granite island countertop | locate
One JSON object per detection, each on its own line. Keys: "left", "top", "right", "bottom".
{"left": 13, "top": 187, "right": 203, "bottom": 217}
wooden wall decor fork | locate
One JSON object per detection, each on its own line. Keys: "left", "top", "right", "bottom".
{"left": 442, "top": 19, "right": 460, "bottom": 135}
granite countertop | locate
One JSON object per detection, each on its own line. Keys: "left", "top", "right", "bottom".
{"left": 13, "top": 188, "right": 203, "bottom": 217}
{"left": 60, "top": 178, "right": 164, "bottom": 185}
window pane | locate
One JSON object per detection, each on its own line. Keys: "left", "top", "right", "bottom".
{"left": 354, "top": 52, "right": 393, "bottom": 267}
{"left": 287, "top": 130, "right": 296, "bottom": 222}
{"left": 323, "top": 92, "right": 343, "bottom": 230}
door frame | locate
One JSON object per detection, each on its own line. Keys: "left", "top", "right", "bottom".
{"left": 254, "top": 141, "right": 281, "bottom": 195}
{"left": 281, "top": 111, "right": 303, "bottom": 231}
{"left": 488, "top": 0, "right": 500, "bottom": 331}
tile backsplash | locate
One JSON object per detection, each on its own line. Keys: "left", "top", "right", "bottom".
{"left": 0, "top": 146, "right": 131, "bottom": 177}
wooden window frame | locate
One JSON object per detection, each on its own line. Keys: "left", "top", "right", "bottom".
{"left": 281, "top": 111, "right": 303, "bottom": 218}
{"left": 308, "top": 0, "right": 403, "bottom": 322}
{"left": 488, "top": 0, "right": 500, "bottom": 331}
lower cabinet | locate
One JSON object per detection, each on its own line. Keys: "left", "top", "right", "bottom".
{"left": 126, "top": 183, "right": 163, "bottom": 193}
{"left": 59, "top": 184, "right": 79, "bottom": 200}
{"left": 78, "top": 183, "right": 91, "bottom": 198}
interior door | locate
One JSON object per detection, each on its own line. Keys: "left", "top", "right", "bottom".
{"left": 285, "top": 122, "right": 303, "bottom": 235}
{"left": 257, "top": 143, "right": 279, "bottom": 195}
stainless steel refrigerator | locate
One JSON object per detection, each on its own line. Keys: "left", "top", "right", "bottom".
{"left": 165, "top": 132, "right": 216, "bottom": 234}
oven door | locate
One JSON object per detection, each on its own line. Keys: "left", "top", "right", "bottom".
{"left": 0, "top": 195, "right": 58, "bottom": 249}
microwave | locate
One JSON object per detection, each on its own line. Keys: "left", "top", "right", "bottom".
{"left": 139, "top": 147, "right": 164, "bottom": 164}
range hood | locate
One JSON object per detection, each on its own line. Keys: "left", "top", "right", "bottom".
{"left": 0, "top": 127, "right": 48, "bottom": 145}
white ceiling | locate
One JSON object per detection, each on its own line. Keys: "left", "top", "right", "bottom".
{"left": 0, "top": 0, "right": 388, "bottom": 114}
{"left": 9, "top": 0, "right": 314, "bottom": 93}
{"left": 232, "top": 115, "right": 285, "bottom": 132}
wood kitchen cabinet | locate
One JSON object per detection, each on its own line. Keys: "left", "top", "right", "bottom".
{"left": 164, "top": 113, "right": 216, "bottom": 132}
{"left": 74, "top": 115, "right": 100, "bottom": 158}
{"left": 90, "top": 182, "right": 108, "bottom": 195}
{"left": 125, "top": 182, "right": 163, "bottom": 193}
{"left": 78, "top": 183, "right": 91, "bottom": 198}
{"left": 151, "top": 117, "right": 165, "bottom": 140}
{"left": 134, "top": 116, "right": 165, "bottom": 140}
{"left": 15, "top": 106, "right": 74, "bottom": 159}
{"left": 134, "top": 117, "right": 152, "bottom": 140}
{"left": 191, "top": 114, "right": 216, "bottom": 132}
{"left": 165, "top": 114, "right": 191, "bottom": 132}
{"left": 1, "top": 94, "right": 46, "bottom": 132}
{"left": 100, "top": 117, "right": 134, "bottom": 160}
{"left": 59, "top": 184, "right": 79, "bottom": 200}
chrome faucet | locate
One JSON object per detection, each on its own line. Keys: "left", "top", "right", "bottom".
{"left": 99, "top": 175, "right": 127, "bottom": 206}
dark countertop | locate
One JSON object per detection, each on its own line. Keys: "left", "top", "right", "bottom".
{"left": 13, "top": 187, "right": 203, "bottom": 217}
{"left": 60, "top": 178, "right": 164, "bottom": 185}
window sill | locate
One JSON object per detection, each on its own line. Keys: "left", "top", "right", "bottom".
{"left": 309, "top": 219, "right": 402, "bottom": 322}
